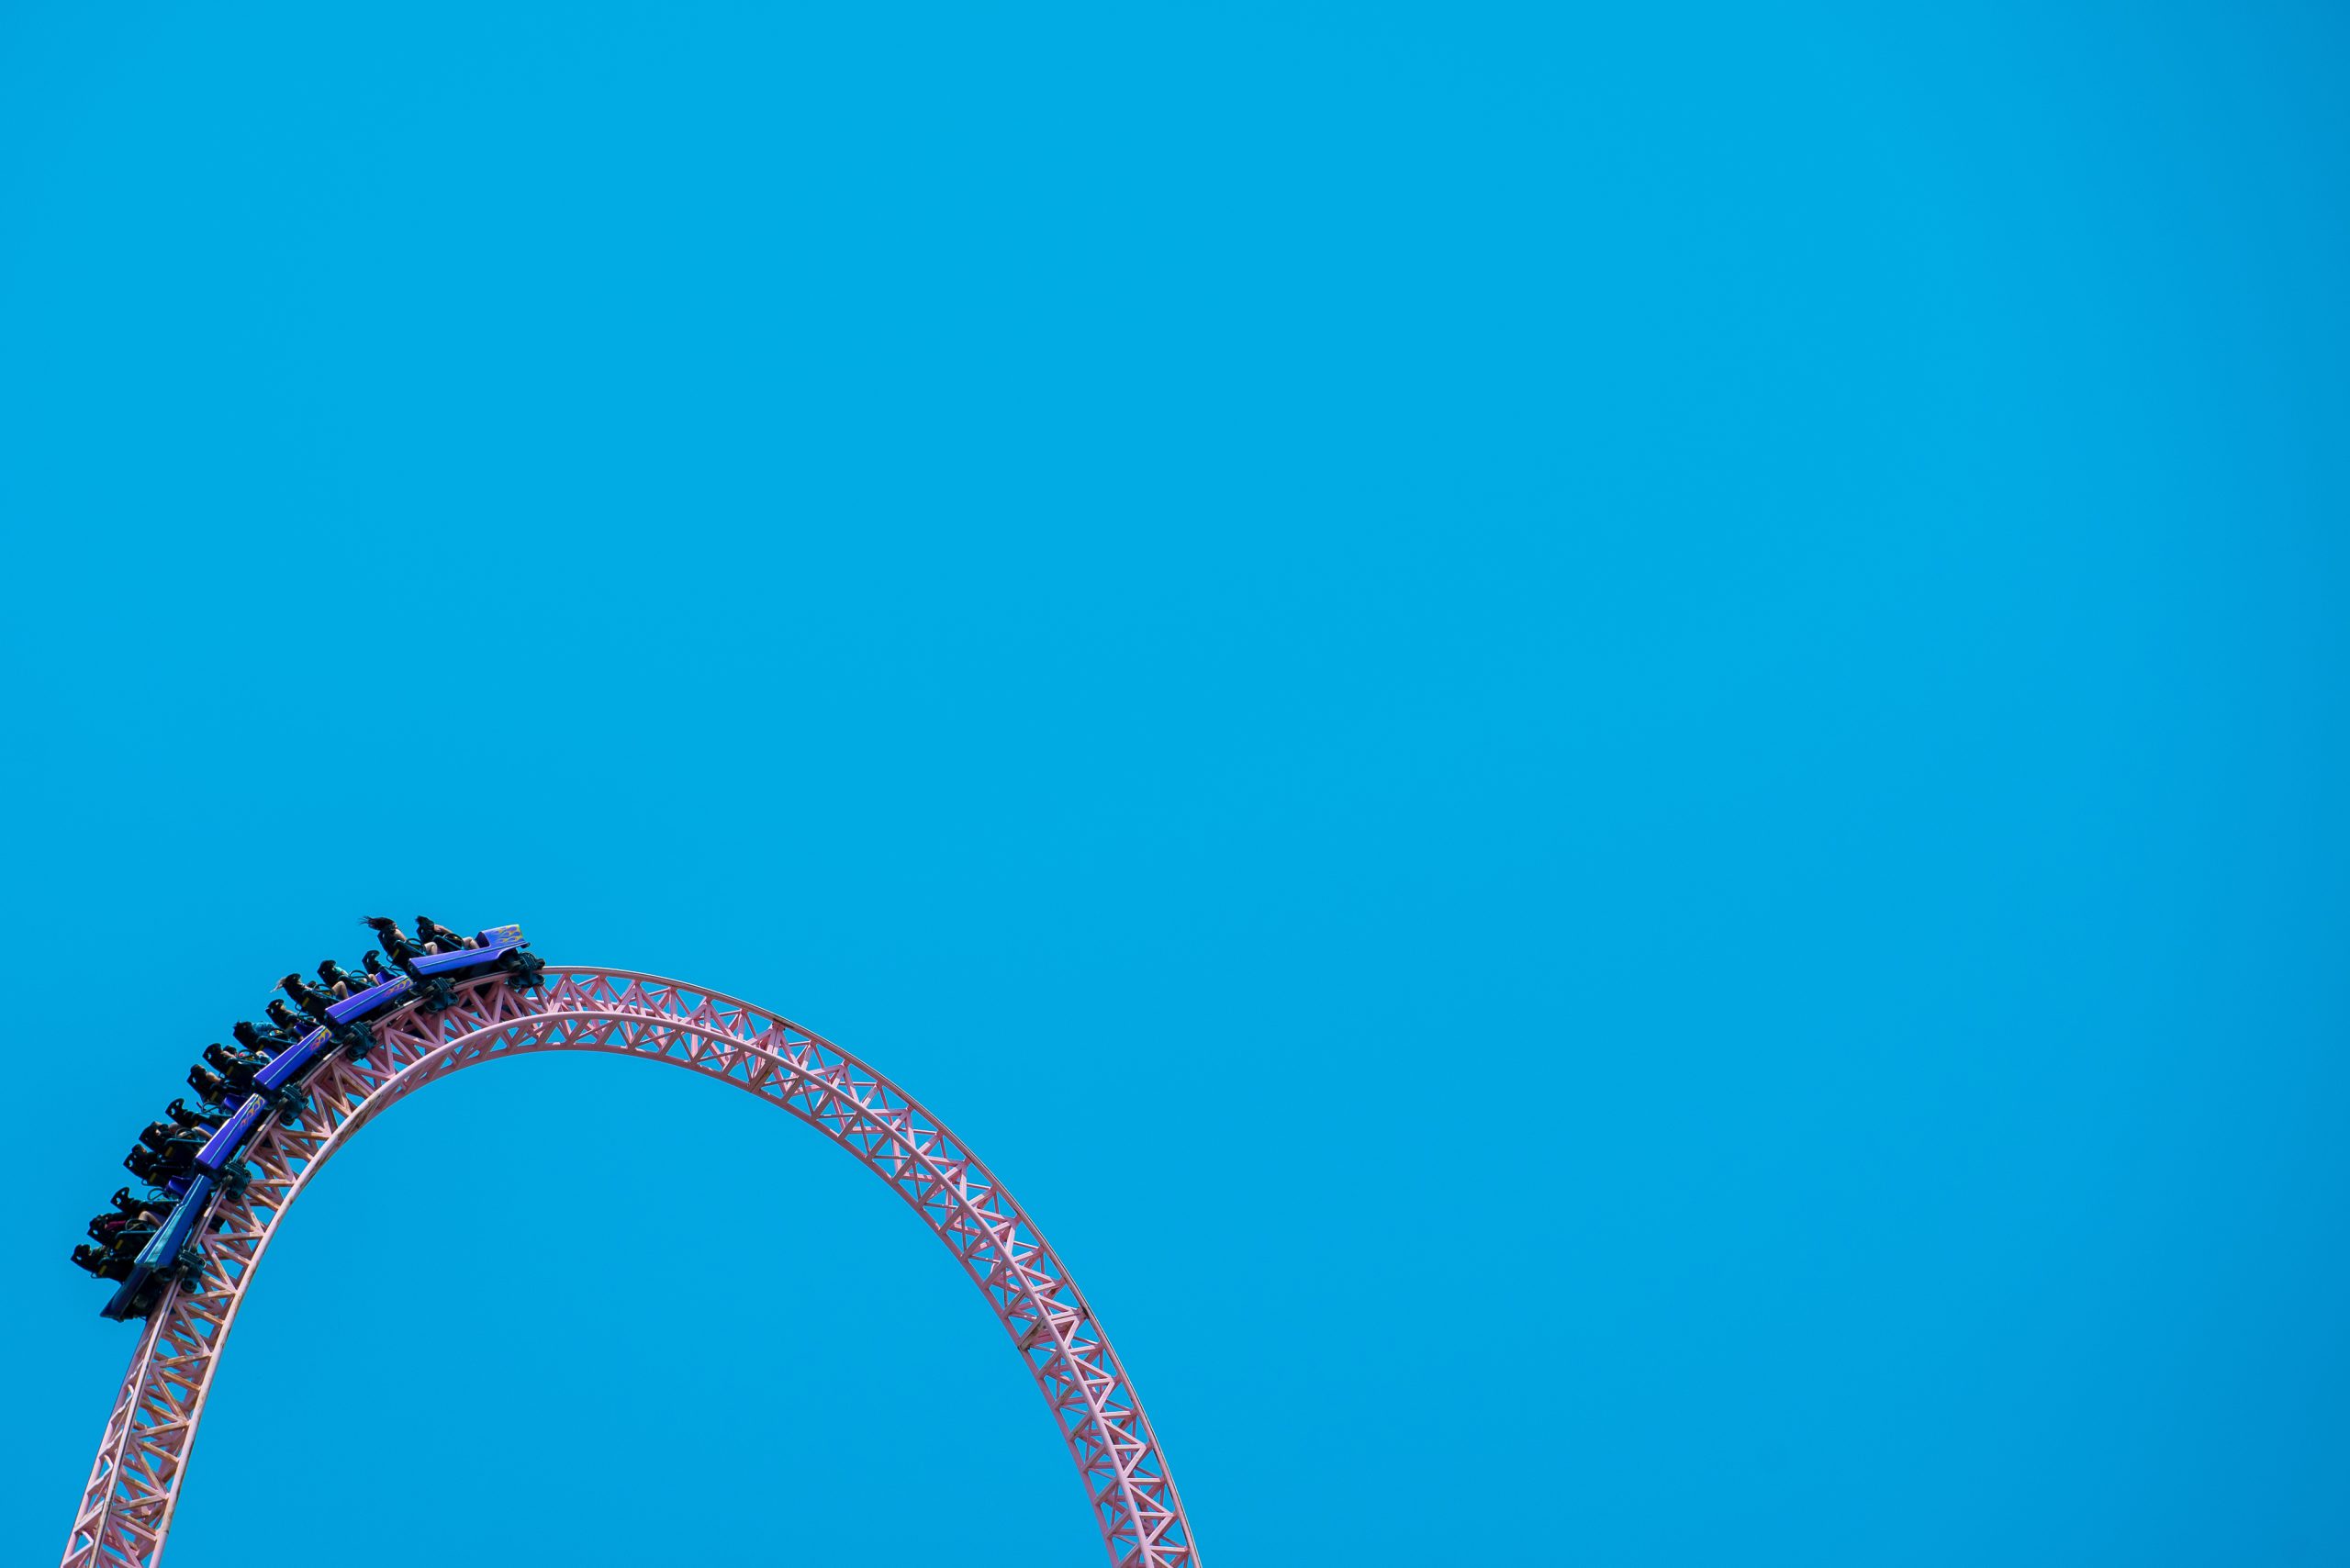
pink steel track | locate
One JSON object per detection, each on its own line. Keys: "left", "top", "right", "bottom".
{"left": 62, "top": 968, "right": 1199, "bottom": 1568}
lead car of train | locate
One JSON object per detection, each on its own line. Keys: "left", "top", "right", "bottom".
{"left": 84, "top": 923, "right": 544, "bottom": 1321}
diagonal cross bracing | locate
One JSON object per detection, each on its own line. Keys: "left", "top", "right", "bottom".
{"left": 61, "top": 969, "right": 1198, "bottom": 1568}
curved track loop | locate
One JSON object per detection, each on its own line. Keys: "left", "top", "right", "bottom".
{"left": 62, "top": 969, "right": 1197, "bottom": 1568}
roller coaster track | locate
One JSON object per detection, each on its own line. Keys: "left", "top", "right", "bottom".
{"left": 62, "top": 969, "right": 1199, "bottom": 1568}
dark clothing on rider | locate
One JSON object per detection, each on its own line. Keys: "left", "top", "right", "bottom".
{"left": 187, "top": 1065, "right": 227, "bottom": 1103}
{"left": 366, "top": 920, "right": 428, "bottom": 975}
{"left": 133, "top": 1123, "right": 197, "bottom": 1179}
{"left": 266, "top": 1000, "right": 315, "bottom": 1038}
{"left": 73, "top": 1243, "right": 132, "bottom": 1281}
{"left": 232, "top": 1020, "right": 289, "bottom": 1057}
{"left": 203, "top": 1044, "right": 268, "bottom": 1087}
{"left": 417, "top": 917, "right": 473, "bottom": 953}
{"left": 140, "top": 1120, "right": 179, "bottom": 1153}
{"left": 319, "top": 959, "right": 367, "bottom": 996}
{"left": 95, "top": 1207, "right": 163, "bottom": 1249}
{"left": 280, "top": 974, "right": 337, "bottom": 1020}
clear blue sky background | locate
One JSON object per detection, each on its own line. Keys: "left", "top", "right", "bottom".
{"left": 2, "top": 3, "right": 2343, "bottom": 1564}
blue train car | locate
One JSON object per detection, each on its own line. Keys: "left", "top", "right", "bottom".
{"left": 100, "top": 1174, "right": 214, "bottom": 1321}
{"left": 253, "top": 1027, "right": 330, "bottom": 1094}
{"left": 327, "top": 969, "right": 412, "bottom": 1022}
{"left": 192, "top": 1095, "right": 271, "bottom": 1182}
{"left": 88, "top": 921, "right": 539, "bottom": 1319}
{"left": 410, "top": 923, "right": 542, "bottom": 985}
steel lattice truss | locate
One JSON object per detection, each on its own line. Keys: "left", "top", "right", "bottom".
{"left": 62, "top": 968, "right": 1198, "bottom": 1568}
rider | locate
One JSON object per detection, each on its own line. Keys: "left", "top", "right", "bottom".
{"left": 264, "top": 999, "right": 314, "bottom": 1040}
{"left": 233, "top": 1020, "right": 291, "bottom": 1057}
{"left": 319, "top": 958, "right": 368, "bottom": 997}
{"left": 72, "top": 1243, "right": 133, "bottom": 1282}
{"left": 364, "top": 917, "right": 428, "bottom": 974}
{"left": 135, "top": 1130, "right": 204, "bottom": 1182}
{"left": 109, "top": 1212, "right": 163, "bottom": 1256}
{"left": 163, "top": 1098, "right": 222, "bottom": 1130}
{"left": 203, "top": 1042, "right": 269, "bottom": 1090}
{"left": 158, "top": 1126, "right": 206, "bottom": 1177}
{"left": 360, "top": 948, "right": 400, "bottom": 985}
{"left": 278, "top": 973, "right": 338, "bottom": 1022}
{"left": 416, "top": 915, "right": 474, "bottom": 954}
{"left": 95, "top": 1196, "right": 166, "bottom": 1235}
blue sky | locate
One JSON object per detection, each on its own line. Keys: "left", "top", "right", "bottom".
{"left": 2, "top": 3, "right": 2344, "bottom": 1564}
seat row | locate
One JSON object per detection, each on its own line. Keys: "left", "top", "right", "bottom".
{"left": 74, "top": 918, "right": 542, "bottom": 1320}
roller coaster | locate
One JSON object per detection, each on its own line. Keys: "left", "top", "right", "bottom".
{"left": 60, "top": 921, "right": 1198, "bottom": 1568}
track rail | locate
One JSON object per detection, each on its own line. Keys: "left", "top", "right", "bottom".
{"left": 62, "top": 968, "right": 1198, "bottom": 1568}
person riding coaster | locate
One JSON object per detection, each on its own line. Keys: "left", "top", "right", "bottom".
{"left": 101, "top": 1202, "right": 166, "bottom": 1249}
{"left": 126, "top": 1118, "right": 207, "bottom": 1178}
{"left": 278, "top": 972, "right": 338, "bottom": 1022}
{"left": 365, "top": 916, "right": 455, "bottom": 1009}
{"left": 232, "top": 1019, "right": 292, "bottom": 1057}
{"left": 281, "top": 977, "right": 377, "bottom": 1059}
{"left": 72, "top": 1242, "right": 133, "bottom": 1282}
{"left": 203, "top": 1048, "right": 300, "bottom": 1123}
{"left": 203, "top": 1042, "right": 270, "bottom": 1090}
{"left": 318, "top": 958, "right": 368, "bottom": 997}
{"left": 163, "top": 1097, "right": 225, "bottom": 1130}
{"left": 264, "top": 999, "right": 315, "bottom": 1041}
{"left": 364, "top": 917, "right": 425, "bottom": 969}
{"left": 85, "top": 1194, "right": 207, "bottom": 1304}
{"left": 408, "top": 914, "right": 542, "bottom": 993}
{"left": 416, "top": 915, "right": 474, "bottom": 954}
